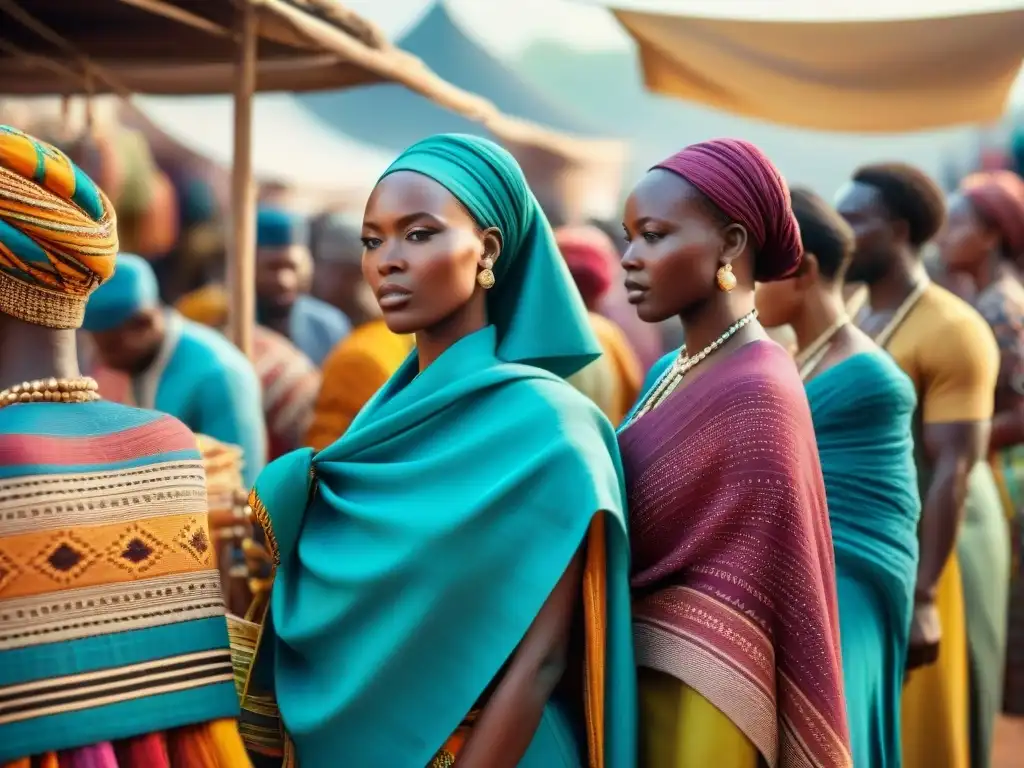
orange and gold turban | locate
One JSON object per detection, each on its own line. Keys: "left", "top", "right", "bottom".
{"left": 0, "top": 125, "right": 118, "bottom": 328}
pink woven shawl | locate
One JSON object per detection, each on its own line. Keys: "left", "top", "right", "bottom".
{"left": 619, "top": 340, "right": 851, "bottom": 767}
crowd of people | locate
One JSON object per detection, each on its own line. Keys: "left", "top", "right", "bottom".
{"left": 1, "top": 115, "right": 1023, "bottom": 768}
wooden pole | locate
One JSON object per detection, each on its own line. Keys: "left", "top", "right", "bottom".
{"left": 228, "top": 1, "right": 257, "bottom": 359}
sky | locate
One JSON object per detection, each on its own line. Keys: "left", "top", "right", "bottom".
{"left": 339, "top": 0, "right": 630, "bottom": 56}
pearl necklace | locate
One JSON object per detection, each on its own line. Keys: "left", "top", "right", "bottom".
{"left": 624, "top": 309, "right": 758, "bottom": 427}
{"left": 0, "top": 377, "right": 101, "bottom": 409}
{"left": 795, "top": 315, "right": 848, "bottom": 381}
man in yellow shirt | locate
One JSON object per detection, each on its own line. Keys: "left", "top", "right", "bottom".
{"left": 837, "top": 163, "right": 1004, "bottom": 768}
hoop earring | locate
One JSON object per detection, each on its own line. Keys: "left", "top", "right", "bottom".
{"left": 478, "top": 258, "right": 495, "bottom": 290}
{"left": 716, "top": 263, "right": 736, "bottom": 292}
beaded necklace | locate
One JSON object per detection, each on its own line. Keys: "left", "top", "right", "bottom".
{"left": 624, "top": 309, "right": 758, "bottom": 428}
{"left": 0, "top": 376, "right": 101, "bottom": 409}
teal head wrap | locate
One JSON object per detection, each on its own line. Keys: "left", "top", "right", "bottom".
{"left": 257, "top": 208, "right": 309, "bottom": 249}
{"left": 379, "top": 134, "right": 600, "bottom": 378}
{"left": 82, "top": 253, "right": 160, "bottom": 332}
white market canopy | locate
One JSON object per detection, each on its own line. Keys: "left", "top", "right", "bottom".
{"left": 576, "top": 0, "right": 1024, "bottom": 132}
{"left": 131, "top": 93, "right": 392, "bottom": 204}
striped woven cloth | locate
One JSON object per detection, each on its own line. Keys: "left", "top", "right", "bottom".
{"left": 0, "top": 125, "right": 118, "bottom": 329}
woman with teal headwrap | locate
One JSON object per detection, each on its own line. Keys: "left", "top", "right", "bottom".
{"left": 756, "top": 189, "right": 920, "bottom": 767}
{"left": 238, "top": 134, "right": 636, "bottom": 768}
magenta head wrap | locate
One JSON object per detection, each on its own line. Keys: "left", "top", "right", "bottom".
{"left": 961, "top": 171, "right": 1024, "bottom": 260}
{"left": 654, "top": 138, "right": 802, "bottom": 282}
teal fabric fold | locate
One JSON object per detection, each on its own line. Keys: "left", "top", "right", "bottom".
{"left": 806, "top": 351, "right": 920, "bottom": 768}
{"left": 257, "top": 328, "right": 636, "bottom": 767}
{"left": 250, "top": 134, "right": 636, "bottom": 768}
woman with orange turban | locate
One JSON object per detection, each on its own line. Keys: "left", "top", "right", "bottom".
{"left": 0, "top": 125, "right": 248, "bottom": 766}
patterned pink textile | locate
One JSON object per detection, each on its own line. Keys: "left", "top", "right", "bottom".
{"left": 250, "top": 326, "right": 320, "bottom": 460}
{"left": 619, "top": 340, "right": 851, "bottom": 767}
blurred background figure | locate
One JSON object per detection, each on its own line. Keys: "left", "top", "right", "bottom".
{"left": 256, "top": 207, "right": 350, "bottom": 365}
{"left": 176, "top": 286, "right": 322, "bottom": 462}
{"left": 309, "top": 210, "right": 379, "bottom": 327}
{"left": 83, "top": 254, "right": 267, "bottom": 487}
{"left": 936, "top": 170, "right": 1024, "bottom": 721}
{"left": 837, "top": 162, "right": 1003, "bottom": 768}
{"left": 557, "top": 225, "right": 642, "bottom": 424}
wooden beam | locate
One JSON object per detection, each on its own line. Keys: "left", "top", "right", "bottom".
{"left": 0, "top": 0, "right": 133, "bottom": 97}
{"left": 116, "top": 0, "right": 235, "bottom": 40}
{"left": 228, "top": 1, "right": 257, "bottom": 359}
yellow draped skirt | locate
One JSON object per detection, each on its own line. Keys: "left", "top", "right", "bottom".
{"left": 638, "top": 667, "right": 758, "bottom": 767}
{"left": 900, "top": 555, "right": 970, "bottom": 768}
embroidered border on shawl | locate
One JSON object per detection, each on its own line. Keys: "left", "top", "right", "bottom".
{"left": 0, "top": 569, "right": 225, "bottom": 651}
{"left": 0, "top": 512, "right": 216, "bottom": 599}
{"left": 0, "top": 648, "right": 234, "bottom": 726}
{"left": 777, "top": 671, "right": 852, "bottom": 768}
{"left": 0, "top": 460, "right": 208, "bottom": 535}
{"left": 634, "top": 585, "right": 851, "bottom": 767}
{"left": 248, "top": 489, "right": 279, "bottom": 565}
{"left": 634, "top": 621, "right": 778, "bottom": 764}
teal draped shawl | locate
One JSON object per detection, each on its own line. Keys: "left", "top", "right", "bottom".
{"left": 250, "top": 135, "right": 636, "bottom": 767}
{"left": 806, "top": 351, "right": 920, "bottom": 767}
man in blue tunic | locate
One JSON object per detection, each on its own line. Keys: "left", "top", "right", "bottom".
{"left": 83, "top": 253, "right": 267, "bottom": 487}
{"left": 256, "top": 207, "right": 350, "bottom": 365}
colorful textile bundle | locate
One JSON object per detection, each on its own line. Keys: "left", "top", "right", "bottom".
{"left": 197, "top": 434, "right": 251, "bottom": 617}
{"left": 0, "top": 403, "right": 244, "bottom": 766}
{"left": 197, "top": 434, "right": 247, "bottom": 539}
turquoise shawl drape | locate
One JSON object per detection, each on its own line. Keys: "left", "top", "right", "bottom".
{"left": 249, "top": 134, "right": 636, "bottom": 768}
{"left": 806, "top": 351, "right": 920, "bottom": 767}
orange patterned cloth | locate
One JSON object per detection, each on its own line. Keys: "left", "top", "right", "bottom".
{"left": 306, "top": 319, "right": 415, "bottom": 450}
{"left": 0, "top": 125, "right": 118, "bottom": 328}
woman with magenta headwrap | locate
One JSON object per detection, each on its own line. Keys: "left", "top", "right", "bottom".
{"left": 938, "top": 171, "right": 1023, "bottom": 746}
{"left": 237, "top": 134, "right": 636, "bottom": 768}
{"left": 619, "top": 139, "right": 851, "bottom": 766}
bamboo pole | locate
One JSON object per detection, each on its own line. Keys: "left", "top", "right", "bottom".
{"left": 228, "top": 1, "right": 257, "bottom": 359}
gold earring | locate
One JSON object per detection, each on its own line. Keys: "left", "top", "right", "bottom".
{"left": 478, "top": 257, "right": 495, "bottom": 290}
{"left": 716, "top": 263, "right": 736, "bottom": 292}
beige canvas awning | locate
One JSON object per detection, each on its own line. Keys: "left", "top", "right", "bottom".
{"left": 583, "top": 1, "right": 1024, "bottom": 132}
{"left": 0, "top": 0, "right": 612, "bottom": 162}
